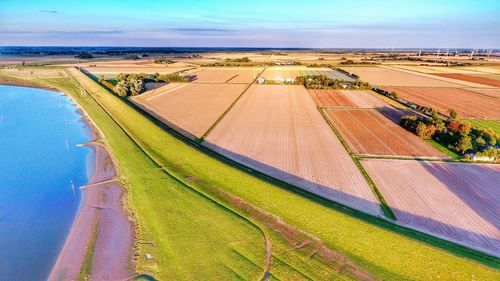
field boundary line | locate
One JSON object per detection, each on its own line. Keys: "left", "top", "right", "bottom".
{"left": 199, "top": 67, "right": 267, "bottom": 140}
{"left": 71, "top": 67, "right": 500, "bottom": 268}
{"left": 318, "top": 107, "right": 397, "bottom": 220}
{"left": 67, "top": 67, "right": 273, "bottom": 279}
{"left": 224, "top": 74, "right": 239, "bottom": 83}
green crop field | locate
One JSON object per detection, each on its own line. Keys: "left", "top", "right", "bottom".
{"left": 1, "top": 67, "right": 499, "bottom": 280}
{"left": 466, "top": 119, "right": 500, "bottom": 136}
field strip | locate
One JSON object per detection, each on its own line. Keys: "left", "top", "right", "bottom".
{"left": 65, "top": 67, "right": 273, "bottom": 279}
{"left": 200, "top": 67, "right": 267, "bottom": 140}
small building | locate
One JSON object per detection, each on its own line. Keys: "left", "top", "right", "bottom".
{"left": 285, "top": 77, "right": 295, "bottom": 83}
{"left": 257, "top": 77, "right": 266, "bottom": 84}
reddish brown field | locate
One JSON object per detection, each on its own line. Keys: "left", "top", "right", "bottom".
{"left": 131, "top": 83, "right": 247, "bottom": 137}
{"left": 382, "top": 87, "right": 500, "bottom": 119}
{"left": 206, "top": 85, "right": 382, "bottom": 216}
{"left": 433, "top": 73, "right": 500, "bottom": 87}
{"left": 308, "top": 90, "right": 388, "bottom": 108}
{"left": 308, "top": 89, "right": 356, "bottom": 107}
{"left": 361, "top": 159, "right": 500, "bottom": 257}
{"left": 325, "top": 108, "right": 447, "bottom": 157}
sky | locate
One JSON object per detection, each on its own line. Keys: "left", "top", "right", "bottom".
{"left": 0, "top": 0, "right": 499, "bottom": 48}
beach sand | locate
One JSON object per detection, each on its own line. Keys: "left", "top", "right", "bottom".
{"left": 46, "top": 108, "right": 133, "bottom": 280}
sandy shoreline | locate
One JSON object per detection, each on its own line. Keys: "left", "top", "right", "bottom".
{"left": 1, "top": 80, "right": 134, "bottom": 280}
{"left": 48, "top": 117, "right": 133, "bottom": 281}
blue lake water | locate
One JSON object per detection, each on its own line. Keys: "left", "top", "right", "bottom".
{"left": 0, "top": 85, "right": 91, "bottom": 280}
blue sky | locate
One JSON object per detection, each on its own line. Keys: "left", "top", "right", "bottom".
{"left": 0, "top": 0, "right": 499, "bottom": 47}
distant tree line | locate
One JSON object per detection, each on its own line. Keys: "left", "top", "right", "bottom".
{"left": 296, "top": 75, "right": 370, "bottom": 90}
{"left": 400, "top": 109, "right": 499, "bottom": 161}
{"left": 154, "top": 58, "right": 174, "bottom": 64}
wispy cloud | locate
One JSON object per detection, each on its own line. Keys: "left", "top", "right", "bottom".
{"left": 39, "top": 10, "right": 59, "bottom": 14}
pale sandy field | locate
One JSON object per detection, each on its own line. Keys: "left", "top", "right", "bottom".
{"left": 361, "top": 159, "right": 500, "bottom": 257}
{"left": 131, "top": 83, "right": 247, "bottom": 137}
{"left": 186, "top": 67, "right": 263, "bottom": 83}
{"left": 205, "top": 84, "right": 382, "bottom": 216}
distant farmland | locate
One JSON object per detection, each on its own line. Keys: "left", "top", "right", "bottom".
{"left": 361, "top": 159, "right": 500, "bottom": 258}
{"left": 205, "top": 84, "right": 382, "bottom": 216}
{"left": 349, "top": 66, "right": 463, "bottom": 87}
{"left": 325, "top": 108, "right": 448, "bottom": 157}
{"left": 433, "top": 73, "right": 500, "bottom": 87}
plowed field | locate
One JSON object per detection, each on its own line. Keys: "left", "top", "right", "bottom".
{"left": 325, "top": 108, "right": 447, "bottom": 157}
{"left": 433, "top": 73, "right": 500, "bottom": 87}
{"left": 131, "top": 83, "right": 247, "bottom": 137}
{"left": 382, "top": 87, "right": 500, "bottom": 119}
{"left": 361, "top": 159, "right": 500, "bottom": 257}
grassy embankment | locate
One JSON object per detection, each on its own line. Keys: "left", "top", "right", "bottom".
{"left": 1, "top": 67, "right": 499, "bottom": 280}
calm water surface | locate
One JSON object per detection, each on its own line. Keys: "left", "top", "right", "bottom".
{"left": 0, "top": 85, "right": 91, "bottom": 280}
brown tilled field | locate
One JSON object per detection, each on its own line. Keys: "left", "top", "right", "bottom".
{"left": 433, "top": 73, "right": 500, "bottom": 87}
{"left": 325, "top": 108, "right": 447, "bottom": 157}
{"left": 349, "top": 66, "right": 463, "bottom": 87}
{"left": 308, "top": 89, "right": 357, "bottom": 107}
{"left": 361, "top": 159, "right": 500, "bottom": 257}
{"left": 205, "top": 84, "right": 382, "bottom": 216}
{"left": 131, "top": 83, "right": 247, "bottom": 137}
{"left": 187, "top": 68, "right": 263, "bottom": 83}
{"left": 382, "top": 87, "right": 500, "bottom": 119}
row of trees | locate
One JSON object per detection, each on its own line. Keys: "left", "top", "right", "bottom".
{"left": 400, "top": 109, "right": 499, "bottom": 160}
{"left": 296, "top": 75, "right": 370, "bottom": 90}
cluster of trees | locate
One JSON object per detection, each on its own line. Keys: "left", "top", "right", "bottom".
{"left": 114, "top": 73, "right": 147, "bottom": 97}
{"left": 99, "top": 72, "right": 189, "bottom": 97}
{"left": 225, "top": 57, "right": 251, "bottom": 63}
{"left": 400, "top": 109, "right": 499, "bottom": 160}
{"left": 296, "top": 75, "right": 370, "bottom": 90}
{"left": 154, "top": 58, "right": 174, "bottom": 64}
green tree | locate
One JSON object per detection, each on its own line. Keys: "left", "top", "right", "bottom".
{"left": 448, "top": 108, "right": 459, "bottom": 120}
{"left": 455, "top": 135, "right": 473, "bottom": 153}
{"left": 115, "top": 80, "right": 129, "bottom": 97}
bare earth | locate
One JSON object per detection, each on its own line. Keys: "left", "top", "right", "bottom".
{"left": 205, "top": 84, "right": 382, "bottom": 216}
{"left": 382, "top": 87, "right": 500, "bottom": 119}
{"left": 48, "top": 125, "right": 132, "bottom": 280}
{"left": 361, "top": 159, "right": 500, "bottom": 258}
{"left": 325, "top": 108, "right": 448, "bottom": 158}
{"left": 132, "top": 83, "right": 247, "bottom": 138}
